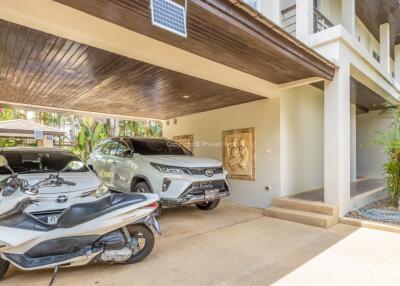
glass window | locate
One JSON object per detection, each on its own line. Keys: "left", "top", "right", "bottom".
{"left": 106, "top": 142, "right": 119, "bottom": 156}
{"left": 0, "top": 150, "right": 88, "bottom": 174}
{"left": 129, "top": 138, "right": 192, "bottom": 156}
{"left": 100, "top": 142, "right": 116, "bottom": 156}
{"left": 116, "top": 143, "right": 130, "bottom": 157}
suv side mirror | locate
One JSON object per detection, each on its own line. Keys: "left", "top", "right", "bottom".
{"left": 123, "top": 150, "right": 133, "bottom": 158}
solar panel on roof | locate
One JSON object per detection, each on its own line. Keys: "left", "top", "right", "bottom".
{"left": 151, "top": 0, "right": 187, "bottom": 38}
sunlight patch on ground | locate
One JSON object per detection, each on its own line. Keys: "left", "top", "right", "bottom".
{"left": 272, "top": 227, "right": 400, "bottom": 286}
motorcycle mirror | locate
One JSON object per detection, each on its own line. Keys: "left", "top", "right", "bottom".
{"left": 0, "top": 155, "right": 8, "bottom": 168}
{"left": 62, "top": 160, "right": 84, "bottom": 172}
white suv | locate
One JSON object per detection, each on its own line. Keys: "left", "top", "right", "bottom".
{"left": 87, "top": 137, "right": 230, "bottom": 211}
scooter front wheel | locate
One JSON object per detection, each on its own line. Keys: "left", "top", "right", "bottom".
{"left": 124, "top": 224, "right": 155, "bottom": 264}
{"left": 0, "top": 257, "right": 9, "bottom": 280}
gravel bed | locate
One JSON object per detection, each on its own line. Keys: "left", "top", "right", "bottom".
{"left": 345, "top": 197, "right": 400, "bottom": 226}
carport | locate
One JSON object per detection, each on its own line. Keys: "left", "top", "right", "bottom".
{"left": 0, "top": 0, "right": 336, "bottom": 211}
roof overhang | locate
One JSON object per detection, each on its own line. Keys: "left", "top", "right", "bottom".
{"left": 55, "top": 0, "right": 336, "bottom": 83}
{"left": 0, "top": 0, "right": 336, "bottom": 119}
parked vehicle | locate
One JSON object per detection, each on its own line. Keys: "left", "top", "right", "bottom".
{"left": 0, "top": 155, "right": 161, "bottom": 283}
{"left": 0, "top": 147, "right": 109, "bottom": 222}
{"left": 88, "top": 137, "right": 230, "bottom": 212}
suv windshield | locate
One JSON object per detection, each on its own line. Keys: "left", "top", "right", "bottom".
{"left": 0, "top": 150, "right": 88, "bottom": 175}
{"left": 129, "top": 139, "right": 192, "bottom": 156}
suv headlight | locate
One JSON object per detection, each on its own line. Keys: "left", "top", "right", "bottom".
{"left": 151, "top": 163, "right": 188, "bottom": 174}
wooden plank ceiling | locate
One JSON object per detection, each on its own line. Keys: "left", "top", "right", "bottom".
{"left": 350, "top": 78, "right": 389, "bottom": 113}
{"left": 356, "top": 0, "right": 400, "bottom": 57}
{"left": 55, "top": 0, "right": 335, "bottom": 83}
{"left": 313, "top": 78, "right": 389, "bottom": 113}
{"left": 0, "top": 19, "right": 265, "bottom": 120}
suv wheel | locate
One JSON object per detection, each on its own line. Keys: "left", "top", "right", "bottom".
{"left": 132, "top": 181, "right": 162, "bottom": 217}
{"left": 196, "top": 199, "right": 220, "bottom": 211}
{"left": 134, "top": 181, "right": 151, "bottom": 193}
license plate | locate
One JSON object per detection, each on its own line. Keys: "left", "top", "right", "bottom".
{"left": 47, "top": 215, "right": 59, "bottom": 225}
{"left": 205, "top": 189, "right": 219, "bottom": 201}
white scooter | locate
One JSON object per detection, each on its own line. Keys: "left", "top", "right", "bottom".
{"left": 0, "top": 155, "right": 161, "bottom": 284}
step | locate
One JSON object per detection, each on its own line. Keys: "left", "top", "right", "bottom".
{"left": 272, "top": 197, "right": 338, "bottom": 217}
{"left": 265, "top": 207, "right": 339, "bottom": 228}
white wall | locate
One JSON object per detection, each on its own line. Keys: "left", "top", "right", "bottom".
{"left": 356, "top": 110, "right": 390, "bottom": 178}
{"left": 163, "top": 85, "right": 326, "bottom": 207}
{"left": 280, "top": 85, "right": 324, "bottom": 196}
{"left": 163, "top": 99, "right": 281, "bottom": 208}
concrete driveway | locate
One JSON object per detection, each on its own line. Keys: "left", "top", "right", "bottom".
{"left": 3, "top": 202, "right": 400, "bottom": 286}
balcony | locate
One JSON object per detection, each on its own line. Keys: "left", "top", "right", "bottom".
{"left": 281, "top": 5, "right": 334, "bottom": 37}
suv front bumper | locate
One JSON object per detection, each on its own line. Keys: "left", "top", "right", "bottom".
{"left": 160, "top": 179, "right": 230, "bottom": 205}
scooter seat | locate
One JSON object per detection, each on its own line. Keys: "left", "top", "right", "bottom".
{"left": 56, "top": 193, "right": 146, "bottom": 228}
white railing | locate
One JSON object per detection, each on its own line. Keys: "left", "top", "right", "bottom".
{"left": 313, "top": 8, "right": 334, "bottom": 33}
{"left": 281, "top": 5, "right": 334, "bottom": 36}
{"left": 281, "top": 5, "right": 296, "bottom": 36}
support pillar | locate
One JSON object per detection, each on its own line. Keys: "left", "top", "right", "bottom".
{"left": 380, "top": 23, "right": 391, "bottom": 75}
{"left": 324, "top": 54, "right": 351, "bottom": 216}
{"left": 350, "top": 104, "right": 357, "bottom": 182}
{"left": 341, "top": 0, "right": 355, "bottom": 35}
{"left": 296, "top": 0, "right": 313, "bottom": 43}
{"left": 259, "top": 0, "right": 281, "bottom": 25}
{"left": 395, "top": 44, "right": 400, "bottom": 82}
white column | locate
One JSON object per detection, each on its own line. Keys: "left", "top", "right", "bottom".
{"left": 259, "top": 0, "right": 281, "bottom": 25}
{"left": 350, "top": 104, "right": 357, "bottom": 182}
{"left": 380, "top": 23, "right": 391, "bottom": 75}
{"left": 341, "top": 0, "right": 355, "bottom": 35}
{"left": 395, "top": 44, "right": 400, "bottom": 82}
{"left": 324, "top": 57, "right": 351, "bottom": 216}
{"left": 296, "top": 0, "right": 313, "bottom": 43}
{"left": 269, "top": 0, "right": 281, "bottom": 25}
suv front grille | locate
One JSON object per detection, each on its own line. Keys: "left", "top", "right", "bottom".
{"left": 180, "top": 180, "right": 228, "bottom": 197}
{"left": 188, "top": 167, "right": 223, "bottom": 176}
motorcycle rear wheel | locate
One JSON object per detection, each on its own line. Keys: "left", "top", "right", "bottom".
{"left": 124, "top": 224, "right": 155, "bottom": 264}
{"left": 0, "top": 257, "right": 9, "bottom": 280}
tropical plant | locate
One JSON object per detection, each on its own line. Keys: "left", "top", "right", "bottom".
{"left": 74, "top": 117, "right": 109, "bottom": 161}
{"left": 36, "top": 112, "right": 61, "bottom": 128}
{"left": 0, "top": 107, "right": 25, "bottom": 121}
{"left": 0, "top": 108, "right": 27, "bottom": 147}
{"left": 374, "top": 106, "right": 400, "bottom": 207}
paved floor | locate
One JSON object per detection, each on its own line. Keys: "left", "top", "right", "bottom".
{"left": 291, "top": 178, "right": 385, "bottom": 202}
{"left": 3, "top": 202, "right": 400, "bottom": 286}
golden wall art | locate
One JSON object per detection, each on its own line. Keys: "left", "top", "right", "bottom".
{"left": 222, "top": 127, "right": 255, "bottom": 181}
{"left": 173, "top": 134, "right": 194, "bottom": 153}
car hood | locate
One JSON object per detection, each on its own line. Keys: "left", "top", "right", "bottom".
{"left": 141, "top": 155, "right": 222, "bottom": 168}
{"left": 0, "top": 172, "right": 101, "bottom": 195}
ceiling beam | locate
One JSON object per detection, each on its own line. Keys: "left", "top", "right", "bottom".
{"left": 277, "top": 77, "right": 324, "bottom": 90}
{"left": 0, "top": 101, "right": 152, "bottom": 121}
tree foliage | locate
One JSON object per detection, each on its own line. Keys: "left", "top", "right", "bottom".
{"left": 0, "top": 107, "right": 163, "bottom": 161}
{"left": 374, "top": 106, "right": 400, "bottom": 207}
{"left": 74, "top": 117, "right": 109, "bottom": 161}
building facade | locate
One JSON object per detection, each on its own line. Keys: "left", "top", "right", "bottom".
{"left": 165, "top": 0, "right": 400, "bottom": 216}
{"left": 0, "top": 0, "right": 397, "bottom": 219}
